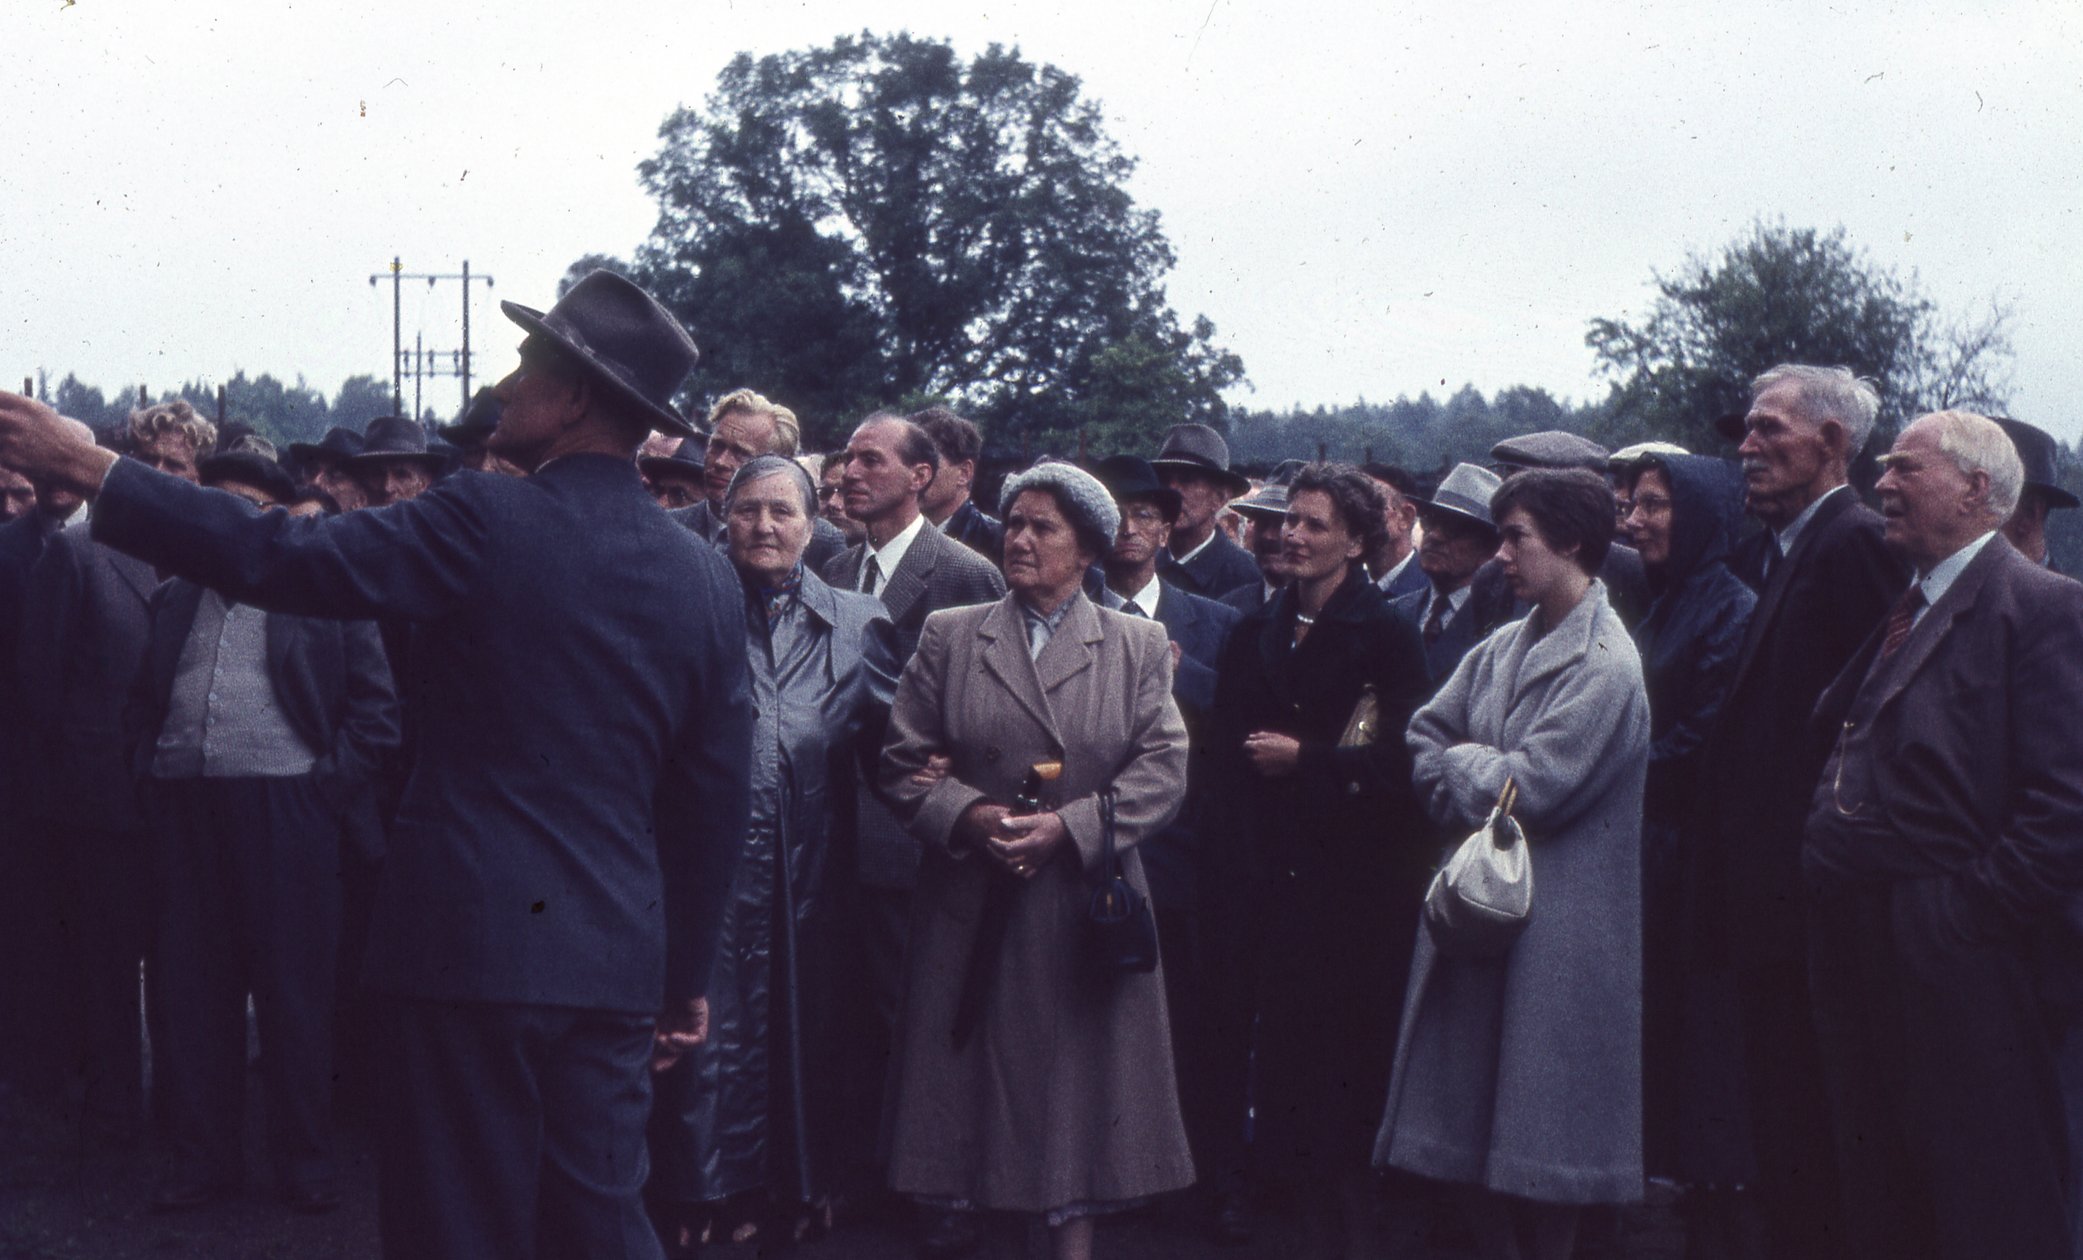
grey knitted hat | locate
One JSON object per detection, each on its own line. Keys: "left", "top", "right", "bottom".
{"left": 1000, "top": 461, "right": 1122, "bottom": 556}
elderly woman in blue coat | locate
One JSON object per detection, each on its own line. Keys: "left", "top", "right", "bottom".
{"left": 647, "top": 455, "right": 899, "bottom": 1251}
{"left": 1375, "top": 468, "right": 1651, "bottom": 1260}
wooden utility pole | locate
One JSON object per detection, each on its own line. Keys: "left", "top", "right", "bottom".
{"left": 371, "top": 258, "right": 495, "bottom": 417}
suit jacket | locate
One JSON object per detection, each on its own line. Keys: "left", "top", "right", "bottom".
{"left": 670, "top": 497, "right": 848, "bottom": 574}
{"left": 820, "top": 518, "right": 1007, "bottom": 662}
{"left": 1699, "top": 486, "right": 1904, "bottom": 966}
{"left": 1140, "top": 579, "right": 1240, "bottom": 909}
{"left": 16, "top": 518, "right": 160, "bottom": 831}
{"left": 89, "top": 456, "right": 754, "bottom": 1013}
{"left": 1806, "top": 537, "right": 2083, "bottom": 934}
{"left": 1389, "top": 573, "right": 1517, "bottom": 687}
{"left": 0, "top": 511, "right": 65, "bottom": 809}
{"left": 129, "top": 579, "right": 402, "bottom": 859}
{"left": 822, "top": 518, "right": 1007, "bottom": 889}
{"left": 941, "top": 498, "right": 1004, "bottom": 569}
{"left": 1220, "top": 579, "right": 1274, "bottom": 618}
{"left": 1160, "top": 528, "right": 1260, "bottom": 602}
{"left": 1374, "top": 551, "right": 1429, "bottom": 603}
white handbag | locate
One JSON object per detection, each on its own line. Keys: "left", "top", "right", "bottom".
{"left": 1422, "top": 776, "right": 1532, "bottom": 957}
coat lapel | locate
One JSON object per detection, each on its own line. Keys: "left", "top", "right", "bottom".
{"left": 978, "top": 597, "right": 1060, "bottom": 745}
{"left": 1862, "top": 538, "right": 2005, "bottom": 718}
{"left": 879, "top": 524, "right": 938, "bottom": 623}
{"left": 1727, "top": 487, "right": 1856, "bottom": 696}
{"left": 106, "top": 547, "right": 158, "bottom": 607}
{"left": 1035, "top": 593, "right": 1101, "bottom": 697}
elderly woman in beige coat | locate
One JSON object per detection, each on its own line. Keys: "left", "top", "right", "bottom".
{"left": 880, "top": 462, "right": 1194, "bottom": 1260}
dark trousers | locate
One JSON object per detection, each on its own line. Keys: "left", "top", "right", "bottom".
{"left": 1158, "top": 902, "right": 1243, "bottom": 1198}
{"left": 375, "top": 996, "right": 663, "bottom": 1260}
{"left": 44, "top": 819, "right": 154, "bottom": 1127}
{"left": 151, "top": 775, "right": 341, "bottom": 1192}
{"left": 0, "top": 811, "right": 69, "bottom": 1091}
{"left": 1808, "top": 882, "right": 2071, "bottom": 1260}
{"left": 1733, "top": 959, "right": 1842, "bottom": 1259}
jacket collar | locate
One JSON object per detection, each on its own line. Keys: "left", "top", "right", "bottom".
{"left": 1510, "top": 579, "right": 1612, "bottom": 689}
{"left": 1857, "top": 533, "right": 2012, "bottom": 718}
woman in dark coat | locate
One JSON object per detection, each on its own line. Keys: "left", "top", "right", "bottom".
{"left": 1205, "top": 463, "right": 1430, "bottom": 1258}
{"left": 1618, "top": 453, "right": 1759, "bottom": 1237}
{"left": 648, "top": 456, "right": 899, "bottom": 1250}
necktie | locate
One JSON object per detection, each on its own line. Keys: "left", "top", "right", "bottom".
{"left": 1879, "top": 585, "right": 1926, "bottom": 660}
{"left": 1120, "top": 601, "right": 1146, "bottom": 618}
{"left": 1762, "top": 533, "right": 1784, "bottom": 583}
{"left": 1423, "top": 596, "right": 1449, "bottom": 645}
{"left": 863, "top": 555, "right": 881, "bottom": 596}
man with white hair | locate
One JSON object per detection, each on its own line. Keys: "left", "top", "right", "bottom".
{"left": 1695, "top": 364, "right": 1905, "bottom": 1259}
{"left": 1803, "top": 409, "right": 2083, "bottom": 1260}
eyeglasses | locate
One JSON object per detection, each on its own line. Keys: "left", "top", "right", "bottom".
{"left": 1622, "top": 495, "right": 1673, "bottom": 518}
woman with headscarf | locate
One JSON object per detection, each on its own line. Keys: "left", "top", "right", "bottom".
{"left": 878, "top": 461, "right": 1193, "bottom": 1260}
{"left": 647, "top": 455, "right": 900, "bottom": 1252}
{"left": 1376, "top": 468, "right": 1651, "bottom": 1260}
{"left": 1618, "top": 452, "right": 1760, "bottom": 1241}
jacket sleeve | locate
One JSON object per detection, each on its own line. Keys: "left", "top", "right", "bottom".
{"left": 90, "top": 458, "right": 489, "bottom": 623}
{"left": 656, "top": 586, "right": 754, "bottom": 1006}
{"left": 320, "top": 619, "right": 402, "bottom": 799}
{"left": 1059, "top": 620, "right": 1189, "bottom": 872}
{"left": 879, "top": 610, "right": 988, "bottom": 856}
{"left": 1297, "top": 612, "right": 1429, "bottom": 804}
{"left": 1415, "top": 632, "right": 1650, "bottom": 835}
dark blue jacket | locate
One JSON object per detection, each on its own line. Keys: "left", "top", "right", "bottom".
{"left": 89, "top": 455, "right": 754, "bottom": 1013}
{"left": 1161, "top": 528, "right": 1261, "bottom": 602}
{"left": 1140, "top": 579, "right": 1240, "bottom": 911}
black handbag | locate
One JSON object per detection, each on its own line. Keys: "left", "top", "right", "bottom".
{"left": 1084, "top": 788, "right": 1159, "bottom": 976}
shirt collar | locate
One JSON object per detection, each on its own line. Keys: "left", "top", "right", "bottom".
{"left": 1124, "top": 573, "right": 1162, "bottom": 618}
{"left": 865, "top": 512, "right": 926, "bottom": 583}
{"left": 1171, "top": 528, "right": 1217, "bottom": 568}
{"left": 1917, "top": 531, "right": 1996, "bottom": 607}
{"left": 1773, "top": 483, "right": 1848, "bottom": 557}
{"left": 1376, "top": 550, "right": 1415, "bottom": 591}
{"left": 1425, "top": 582, "right": 1474, "bottom": 619}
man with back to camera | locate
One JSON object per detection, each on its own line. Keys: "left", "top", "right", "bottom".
{"left": 0, "top": 270, "right": 753, "bottom": 1260}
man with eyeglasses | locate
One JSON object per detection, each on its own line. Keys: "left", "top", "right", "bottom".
{"left": 668, "top": 388, "right": 848, "bottom": 571}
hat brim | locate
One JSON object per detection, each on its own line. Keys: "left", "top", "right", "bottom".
{"left": 1415, "top": 498, "right": 1499, "bottom": 538}
{"left": 1149, "top": 456, "right": 1250, "bottom": 498}
{"left": 502, "top": 300, "right": 696, "bottom": 438}
{"left": 2032, "top": 482, "right": 2081, "bottom": 510}
{"left": 342, "top": 450, "right": 450, "bottom": 471}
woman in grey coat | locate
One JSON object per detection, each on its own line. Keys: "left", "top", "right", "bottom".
{"left": 647, "top": 456, "right": 899, "bottom": 1251}
{"left": 880, "top": 462, "right": 1193, "bottom": 1260}
{"left": 1375, "top": 469, "right": 1650, "bottom": 1260}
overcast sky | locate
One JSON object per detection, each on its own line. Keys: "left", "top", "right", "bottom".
{"left": 4, "top": 1, "right": 2078, "bottom": 441}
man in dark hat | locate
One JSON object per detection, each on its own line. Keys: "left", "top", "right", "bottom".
{"left": 637, "top": 432, "right": 706, "bottom": 511}
{"left": 1151, "top": 423, "right": 1259, "bottom": 600}
{"left": 0, "top": 269, "right": 753, "bottom": 1260}
{"left": 287, "top": 426, "right": 370, "bottom": 512}
{"left": 1359, "top": 462, "right": 1427, "bottom": 600}
{"left": 437, "top": 388, "right": 524, "bottom": 477}
{"left": 137, "top": 445, "right": 398, "bottom": 1215}
{"left": 1991, "top": 415, "right": 2076, "bottom": 568}
{"left": 1221, "top": 464, "right": 1300, "bottom": 617}
{"left": 1390, "top": 462, "right": 1513, "bottom": 683}
{"left": 346, "top": 416, "right": 449, "bottom": 508}
{"left": 1093, "top": 452, "right": 1242, "bottom": 1236}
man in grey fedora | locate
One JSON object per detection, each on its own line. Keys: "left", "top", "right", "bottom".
{"left": 0, "top": 269, "right": 754, "bottom": 1260}
{"left": 1152, "top": 422, "right": 1260, "bottom": 600}
{"left": 1390, "top": 462, "right": 1515, "bottom": 683}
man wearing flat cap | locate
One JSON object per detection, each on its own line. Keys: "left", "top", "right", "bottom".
{"left": 0, "top": 269, "right": 753, "bottom": 1260}
{"left": 1152, "top": 423, "right": 1260, "bottom": 601}
{"left": 1390, "top": 462, "right": 1515, "bottom": 684}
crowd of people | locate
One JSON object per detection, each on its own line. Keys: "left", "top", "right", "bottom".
{"left": 0, "top": 272, "right": 2080, "bottom": 1260}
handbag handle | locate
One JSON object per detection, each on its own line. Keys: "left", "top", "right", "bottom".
{"left": 1098, "top": 787, "right": 1119, "bottom": 877}
{"left": 1490, "top": 776, "right": 1520, "bottom": 850}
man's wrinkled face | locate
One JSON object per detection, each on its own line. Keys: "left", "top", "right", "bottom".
{"left": 1108, "top": 496, "right": 1173, "bottom": 574}
{"left": 840, "top": 420, "right": 931, "bottom": 527}
{"left": 308, "top": 457, "right": 368, "bottom": 512}
{"left": 646, "top": 468, "right": 704, "bottom": 511}
{"left": 1876, "top": 419, "right": 1987, "bottom": 572}
{"left": 0, "top": 467, "right": 33, "bottom": 522}
{"left": 1738, "top": 382, "right": 1837, "bottom": 527}
{"left": 135, "top": 431, "right": 202, "bottom": 482}
{"left": 1158, "top": 467, "right": 1229, "bottom": 537}
{"left": 360, "top": 459, "right": 434, "bottom": 508}
{"left": 1416, "top": 511, "right": 1496, "bottom": 592}
{"left": 704, "top": 409, "right": 780, "bottom": 509}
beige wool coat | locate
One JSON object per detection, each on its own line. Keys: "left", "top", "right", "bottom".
{"left": 879, "top": 592, "right": 1195, "bottom": 1212}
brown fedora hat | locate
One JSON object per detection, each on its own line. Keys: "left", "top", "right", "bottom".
{"left": 501, "top": 271, "right": 700, "bottom": 437}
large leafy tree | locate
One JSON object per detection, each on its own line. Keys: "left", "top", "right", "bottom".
{"left": 1586, "top": 222, "right": 2012, "bottom": 452}
{"left": 574, "top": 32, "right": 1243, "bottom": 451}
